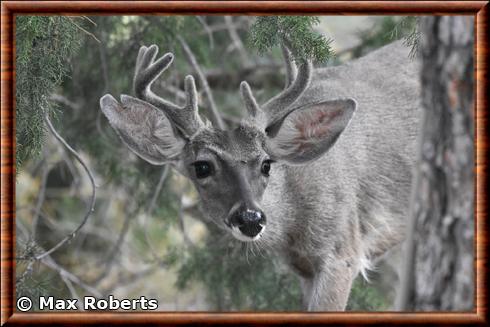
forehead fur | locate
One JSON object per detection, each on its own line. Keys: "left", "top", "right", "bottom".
{"left": 188, "top": 124, "right": 265, "bottom": 161}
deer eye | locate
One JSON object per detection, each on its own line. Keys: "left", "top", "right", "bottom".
{"left": 192, "top": 161, "right": 214, "bottom": 179}
{"left": 261, "top": 160, "right": 272, "bottom": 177}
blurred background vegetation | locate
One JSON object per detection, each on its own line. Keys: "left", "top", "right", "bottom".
{"left": 15, "top": 15, "right": 417, "bottom": 311}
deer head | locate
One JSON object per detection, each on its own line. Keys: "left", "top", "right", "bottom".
{"left": 100, "top": 43, "right": 356, "bottom": 242}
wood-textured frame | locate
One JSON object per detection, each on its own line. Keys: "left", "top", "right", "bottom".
{"left": 1, "top": 1, "right": 488, "bottom": 325}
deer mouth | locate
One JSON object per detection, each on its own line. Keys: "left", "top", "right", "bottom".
{"left": 224, "top": 218, "right": 265, "bottom": 242}
{"left": 229, "top": 224, "right": 266, "bottom": 242}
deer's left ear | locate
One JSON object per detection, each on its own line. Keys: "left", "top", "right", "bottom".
{"left": 100, "top": 94, "right": 186, "bottom": 165}
{"left": 265, "top": 98, "right": 356, "bottom": 164}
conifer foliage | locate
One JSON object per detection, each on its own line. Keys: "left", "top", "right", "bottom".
{"left": 15, "top": 16, "right": 83, "bottom": 168}
{"left": 249, "top": 16, "right": 333, "bottom": 63}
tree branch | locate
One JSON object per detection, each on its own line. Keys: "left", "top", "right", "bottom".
{"left": 224, "top": 16, "right": 249, "bottom": 64}
{"left": 196, "top": 16, "right": 214, "bottom": 49}
{"left": 144, "top": 166, "right": 171, "bottom": 260}
{"left": 94, "top": 207, "right": 134, "bottom": 285}
{"left": 31, "top": 154, "right": 50, "bottom": 240}
{"left": 177, "top": 195, "right": 194, "bottom": 247}
{"left": 35, "top": 112, "right": 97, "bottom": 261}
{"left": 67, "top": 17, "right": 100, "bottom": 43}
{"left": 199, "top": 61, "right": 283, "bottom": 91}
{"left": 61, "top": 274, "right": 85, "bottom": 310}
{"left": 41, "top": 255, "right": 102, "bottom": 297}
{"left": 50, "top": 94, "right": 81, "bottom": 111}
{"left": 197, "top": 19, "right": 248, "bottom": 35}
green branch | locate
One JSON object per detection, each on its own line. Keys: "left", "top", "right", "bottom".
{"left": 248, "top": 16, "right": 333, "bottom": 63}
{"left": 16, "top": 16, "right": 84, "bottom": 169}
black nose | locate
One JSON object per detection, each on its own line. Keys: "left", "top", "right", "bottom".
{"left": 229, "top": 205, "right": 266, "bottom": 237}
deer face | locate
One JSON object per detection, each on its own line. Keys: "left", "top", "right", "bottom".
{"left": 180, "top": 126, "right": 270, "bottom": 240}
{"left": 100, "top": 44, "right": 356, "bottom": 242}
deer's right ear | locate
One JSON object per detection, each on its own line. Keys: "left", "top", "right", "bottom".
{"left": 100, "top": 94, "right": 186, "bottom": 165}
{"left": 265, "top": 98, "right": 356, "bottom": 164}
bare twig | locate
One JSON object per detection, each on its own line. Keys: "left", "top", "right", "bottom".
{"left": 81, "top": 16, "right": 97, "bottom": 26}
{"left": 177, "top": 195, "right": 194, "bottom": 247}
{"left": 61, "top": 275, "right": 85, "bottom": 311}
{"left": 17, "top": 206, "right": 118, "bottom": 246}
{"left": 196, "top": 16, "right": 214, "bottom": 49}
{"left": 177, "top": 36, "right": 225, "bottom": 130}
{"left": 224, "top": 16, "right": 249, "bottom": 64}
{"left": 94, "top": 210, "right": 134, "bottom": 285}
{"left": 50, "top": 94, "right": 81, "bottom": 111}
{"left": 197, "top": 19, "right": 248, "bottom": 35}
{"left": 67, "top": 16, "right": 97, "bottom": 27}
{"left": 144, "top": 166, "right": 170, "bottom": 259}
{"left": 67, "top": 17, "right": 100, "bottom": 43}
{"left": 31, "top": 157, "right": 50, "bottom": 240}
{"left": 35, "top": 112, "right": 96, "bottom": 261}
{"left": 41, "top": 255, "right": 102, "bottom": 297}
{"left": 147, "top": 166, "right": 170, "bottom": 215}
{"left": 60, "top": 150, "right": 81, "bottom": 194}
{"left": 103, "top": 262, "right": 166, "bottom": 295}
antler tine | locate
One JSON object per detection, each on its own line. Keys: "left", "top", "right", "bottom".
{"left": 240, "top": 40, "right": 313, "bottom": 131}
{"left": 239, "top": 81, "right": 267, "bottom": 130}
{"left": 134, "top": 45, "right": 174, "bottom": 108}
{"left": 240, "top": 81, "right": 260, "bottom": 118}
{"left": 133, "top": 45, "right": 205, "bottom": 138}
{"left": 261, "top": 38, "right": 312, "bottom": 125}
{"left": 239, "top": 42, "right": 312, "bottom": 131}
{"left": 262, "top": 53, "right": 312, "bottom": 124}
{"left": 281, "top": 43, "right": 297, "bottom": 89}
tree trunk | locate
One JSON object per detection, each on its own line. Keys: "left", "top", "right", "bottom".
{"left": 399, "top": 16, "right": 475, "bottom": 311}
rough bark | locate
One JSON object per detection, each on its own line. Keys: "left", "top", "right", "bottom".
{"left": 404, "top": 16, "right": 475, "bottom": 311}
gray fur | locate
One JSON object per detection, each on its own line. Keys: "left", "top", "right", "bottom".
{"left": 99, "top": 94, "right": 185, "bottom": 164}
{"left": 100, "top": 40, "right": 420, "bottom": 311}
{"left": 257, "top": 40, "right": 420, "bottom": 310}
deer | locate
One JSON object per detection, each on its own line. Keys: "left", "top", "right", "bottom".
{"left": 99, "top": 39, "right": 420, "bottom": 311}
